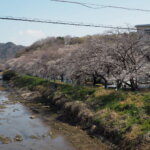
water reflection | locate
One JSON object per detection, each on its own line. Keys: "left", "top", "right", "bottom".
{"left": 0, "top": 85, "right": 75, "bottom": 150}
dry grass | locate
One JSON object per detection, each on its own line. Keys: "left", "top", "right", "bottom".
{"left": 94, "top": 87, "right": 114, "bottom": 97}
{"left": 125, "top": 124, "right": 142, "bottom": 140}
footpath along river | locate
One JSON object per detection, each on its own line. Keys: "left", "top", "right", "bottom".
{"left": 0, "top": 80, "right": 111, "bottom": 150}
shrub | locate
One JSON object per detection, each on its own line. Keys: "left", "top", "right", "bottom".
{"left": 2, "top": 70, "right": 17, "bottom": 81}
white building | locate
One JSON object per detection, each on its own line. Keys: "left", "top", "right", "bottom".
{"left": 135, "top": 24, "right": 150, "bottom": 35}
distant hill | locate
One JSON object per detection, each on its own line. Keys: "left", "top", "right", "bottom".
{"left": 0, "top": 42, "right": 25, "bottom": 62}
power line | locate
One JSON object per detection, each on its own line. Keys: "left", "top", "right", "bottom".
{"left": 0, "top": 16, "right": 137, "bottom": 30}
{"left": 51, "top": 0, "right": 102, "bottom": 9}
{"left": 50, "top": 0, "right": 150, "bottom": 12}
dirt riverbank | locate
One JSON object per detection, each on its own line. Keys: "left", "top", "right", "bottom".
{"left": 0, "top": 82, "right": 112, "bottom": 150}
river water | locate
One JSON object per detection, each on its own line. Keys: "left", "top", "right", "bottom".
{"left": 0, "top": 81, "right": 76, "bottom": 150}
{"left": 0, "top": 80, "right": 111, "bottom": 150}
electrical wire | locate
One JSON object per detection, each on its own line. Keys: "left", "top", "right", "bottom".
{"left": 50, "top": 0, "right": 150, "bottom": 12}
{"left": 0, "top": 16, "right": 137, "bottom": 30}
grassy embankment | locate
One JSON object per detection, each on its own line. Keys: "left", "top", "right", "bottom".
{"left": 3, "top": 70, "right": 150, "bottom": 149}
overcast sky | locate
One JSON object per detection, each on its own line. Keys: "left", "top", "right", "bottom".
{"left": 0, "top": 0, "right": 150, "bottom": 46}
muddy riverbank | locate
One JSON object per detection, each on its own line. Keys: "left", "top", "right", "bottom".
{"left": 0, "top": 81, "right": 112, "bottom": 150}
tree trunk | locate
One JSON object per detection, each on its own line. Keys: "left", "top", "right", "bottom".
{"left": 60, "top": 74, "right": 64, "bottom": 82}
{"left": 98, "top": 74, "right": 108, "bottom": 89}
{"left": 116, "top": 80, "right": 123, "bottom": 89}
{"left": 130, "top": 78, "right": 138, "bottom": 91}
{"left": 104, "top": 80, "right": 108, "bottom": 89}
{"left": 92, "top": 75, "right": 97, "bottom": 86}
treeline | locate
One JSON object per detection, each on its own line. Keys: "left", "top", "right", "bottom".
{"left": 5, "top": 31, "right": 150, "bottom": 90}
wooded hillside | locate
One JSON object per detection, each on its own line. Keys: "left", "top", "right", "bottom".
{"left": 5, "top": 32, "right": 150, "bottom": 90}
{"left": 0, "top": 42, "right": 25, "bottom": 63}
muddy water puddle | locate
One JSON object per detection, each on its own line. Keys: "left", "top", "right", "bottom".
{"left": 0, "top": 81, "right": 111, "bottom": 150}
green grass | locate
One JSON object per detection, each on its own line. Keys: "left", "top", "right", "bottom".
{"left": 4, "top": 72, "right": 150, "bottom": 141}
{"left": 9, "top": 74, "right": 95, "bottom": 101}
{"left": 90, "top": 91, "right": 127, "bottom": 110}
{"left": 142, "top": 93, "right": 150, "bottom": 115}
{"left": 114, "top": 103, "right": 141, "bottom": 116}
{"left": 141, "top": 119, "right": 150, "bottom": 133}
{"left": 59, "top": 84, "right": 95, "bottom": 101}
{"left": 13, "top": 75, "right": 49, "bottom": 88}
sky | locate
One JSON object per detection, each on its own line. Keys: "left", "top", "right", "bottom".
{"left": 0, "top": 0, "right": 150, "bottom": 46}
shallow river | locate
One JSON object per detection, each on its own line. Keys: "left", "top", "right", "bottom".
{"left": 0, "top": 82, "right": 76, "bottom": 150}
{"left": 0, "top": 81, "right": 111, "bottom": 150}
